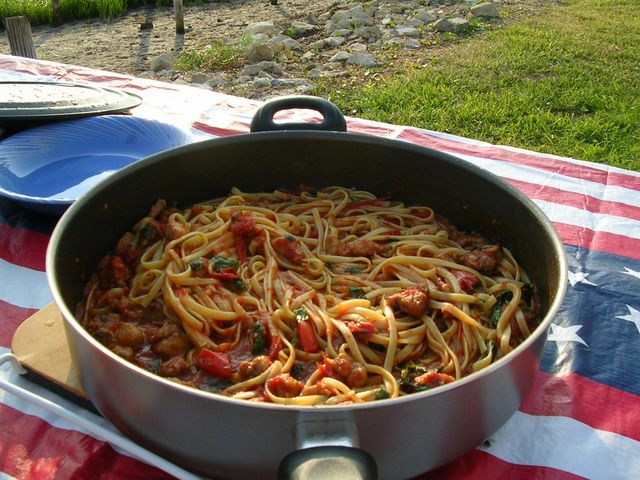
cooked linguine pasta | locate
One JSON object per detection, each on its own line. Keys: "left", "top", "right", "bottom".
{"left": 78, "top": 186, "right": 539, "bottom": 405}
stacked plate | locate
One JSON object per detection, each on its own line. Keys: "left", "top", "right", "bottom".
{"left": 0, "top": 81, "right": 203, "bottom": 215}
{"left": 0, "top": 80, "right": 142, "bottom": 126}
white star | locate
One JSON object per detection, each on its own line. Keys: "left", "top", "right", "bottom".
{"left": 568, "top": 270, "right": 596, "bottom": 287}
{"left": 547, "top": 324, "right": 588, "bottom": 351}
{"left": 621, "top": 267, "right": 640, "bottom": 281}
{"left": 616, "top": 305, "right": 640, "bottom": 334}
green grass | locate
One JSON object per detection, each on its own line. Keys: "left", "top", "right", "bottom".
{"left": 1, "top": 0, "right": 56, "bottom": 25}
{"left": 174, "top": 38, "right": 253, "bottom": 72}
{"left": 0, "top": 0, "right": 194, "bottom": 24}
{"left": 312, "top": 0, "right": 640, "bottom": 171}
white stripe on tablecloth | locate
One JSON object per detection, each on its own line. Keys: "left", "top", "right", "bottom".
{"left": 455, "top": 153, "right": 640, "bottom": 208}
{"left": 0, "top": 259, "right": 51, "bottom": 309}
{"left": 479, "top": 411, "right": 640, "bottom": 480}
{"left": 533, "top": 200, "right": 640, "bottom": 240}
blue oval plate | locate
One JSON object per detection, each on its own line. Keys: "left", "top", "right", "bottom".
{"left": 0, "top": 115, "right": 202, "bottom": 215}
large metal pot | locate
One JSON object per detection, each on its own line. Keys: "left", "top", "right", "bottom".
{"left": 47, "top": 97, "right": 567, "bottom": 479}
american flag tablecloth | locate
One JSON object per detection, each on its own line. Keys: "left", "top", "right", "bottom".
{"left": 0, "top": 54, "right": 638, "bottom": 480}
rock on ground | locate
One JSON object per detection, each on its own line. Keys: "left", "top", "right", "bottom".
{"left": 0, "top": 0, "right": 538, "bottom": 100}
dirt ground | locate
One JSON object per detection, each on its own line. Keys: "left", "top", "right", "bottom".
{"left": 0, "top": 0, "right": 339, "bottom": 75}
{"left": 1, "top": 0, "right": 548, "bottom": 98}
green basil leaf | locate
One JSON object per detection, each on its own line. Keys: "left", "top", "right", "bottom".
{"left": 375, "top": 388, "right": 390, "bottom": 400}
{"left": 294, "top": 308, "right": 309, "bottom": 322}
{"left": 212, "top": 255, "right": 240, "bottom": 272}
{"left": 252, "top": 322, "right": 265, "bottom": 354}
{"left": 348, "top": 287, "right": 367, "bottom": 299}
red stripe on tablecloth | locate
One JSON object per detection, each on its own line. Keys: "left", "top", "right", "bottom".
{"left": 0, "top": 299, "right": 37, "bottom": 349}
{"left": 346, "top": 119, "right": 401, "bottom": 138}
{"left": 397, "top": 129, "right": 640, "bottom": 191}
{"left": 519, "top": 370, "right": 640, "bottom": 441}
{"left": 0, "top": 404, "right": 176, "bottom": 480}
{"left": 0, "top": 225, "right": 49, "bottom": 271}
{"left": 416, "top": 449, "right": 584, "bottom": 480}
{"left": 553, "top": 222, "right": 640, "bottom": 260}
{"left": 507, "top": 178, "right": 640, "bottom": 221}
{"left": 190, "top": 121, "right": 245, "bottom": 137}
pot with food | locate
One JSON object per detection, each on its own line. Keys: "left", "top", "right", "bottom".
{"left": 47, "top": 97, "right": 567, "bottom": 479}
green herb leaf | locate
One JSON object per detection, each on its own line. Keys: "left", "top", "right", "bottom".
{"left": 375, "top": 388, "right": 390, "bottom": 400}
{"left": 396, "top": 363, "right": 434, "bottom": 394}
{"left": 189, "top": 258, "right": 203, "bottom": 271}
{"left": 294, "top": 308, "right": 309, "bottom": 322}
{"left": 141, "top": 222, "right": 155, "bottom": 240}
{"left": 290, "top": 362, "right": 304, "bottom": 380}
{"left": 252, "top": 322, "right": 265, "bottom": 354}
{"left": 490, "top": 291, "right": 513, "bottom": 328}
{"left": 348, "top": 287, "right": 367, "bottom": 299}
{"left": 231, "top": 279, "right": 247, "bottom": 292}
{"left": 490, "top": 306, "right": 501, "bottom": 329}
{"left": 212, "top": 255, "right": 240, "bottom": 272}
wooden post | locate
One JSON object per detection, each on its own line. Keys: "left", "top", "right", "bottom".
{"left": 51, "top": 0, "right": 62, "bottom": 26}
{"left": 4, "top": 16, "right": 37, "bottom": 59}
{"left": 174, "top": 0, "right": 185, "bottom": 35}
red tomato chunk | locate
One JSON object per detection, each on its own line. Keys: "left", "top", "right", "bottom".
{"left": 196, "top": 349, "right": 232, "bottom": 380}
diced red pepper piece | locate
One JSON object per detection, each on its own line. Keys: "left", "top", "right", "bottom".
{"left": 209, "top": 267, "right": 240, "bottom": 280}
{"left": 452, "top": 269, "right": 478, "bottom": 293}
{"left": 231, "top": 214, "right": 260, "bottom": 263}
{"left": 196, "top": 348, "right": 232, "bottom": 379}
{"left": 412, "top": 208, "right": 431, "bottom": 218}
{"left": 256, "top": 314, "right": 283, "bottom": 360}
{"left": 231, "top": 216, "right": 259, "bottom": 236}
{"left": 297, "top": 320, "right": 319, "bottom": 353}
{"left": 269, "top": 333, "right": 283, "bottom": 360}
{"left": 272, "top": 236, "right": 304, "bottom": 265}
{"left": 316, "top": 353, "right": 336, "bottom": 378}
{"left": 235, "top": 235, "right": 248, "bottom": 262}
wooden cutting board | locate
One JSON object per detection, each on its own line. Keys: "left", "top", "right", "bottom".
{"left": 11, "top": 303, "right": 88, "bottom": 399}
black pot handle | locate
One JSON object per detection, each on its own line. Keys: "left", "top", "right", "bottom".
{"left": 250, "top": 96, "right": 347, "bottom": 133}
{"left": 278, "top": 446, "right": 378, "bottom": 480}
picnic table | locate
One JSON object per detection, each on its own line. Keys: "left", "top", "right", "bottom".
{"left": 0, "top": 53, "right": 638, "bottom": 479}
